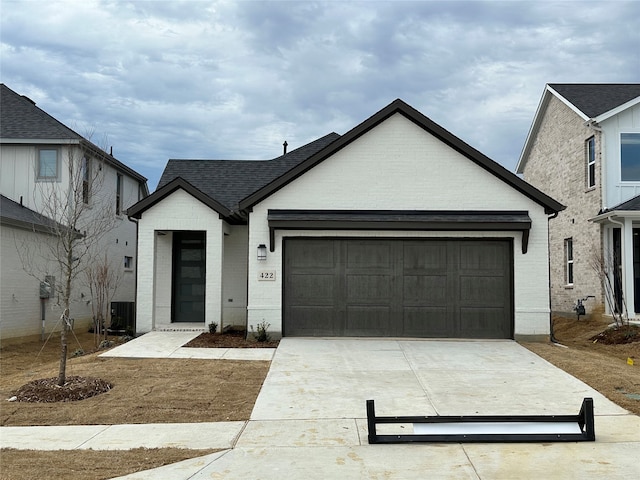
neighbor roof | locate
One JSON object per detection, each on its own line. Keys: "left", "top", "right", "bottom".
{"left": 0, "top": 84, "right": 148, "bottom": 189}
{"left": 1, "top": 194, "right": 65, "bottom": 234}
{"left": 517, "top": 83, "right": 640, "bottom": 173}
{"left": 590, "top": 193, "right": 640, "bottom": 223}
{"left": 548, "top": 83, "right": 640, "bottom": 119}
{"left": 0, "top": 84, "right": 81, "bottom": 140}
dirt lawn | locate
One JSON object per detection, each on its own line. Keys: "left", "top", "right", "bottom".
{"left": 1, "top": 319, "right": 638, "bottom": 479}
{"left": 0, "top": 331, "right": 271, "bottom": 479}
{"left": 522, "top": 315, "right": 639, "bottom": 415}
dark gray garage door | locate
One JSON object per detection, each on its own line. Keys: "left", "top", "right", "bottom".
{"left": 283, "top": 238, "right": 513, "bottom": 338}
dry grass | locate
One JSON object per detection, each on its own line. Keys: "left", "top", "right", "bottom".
{"left": 0, "top": 448, "right": 221, "bottom": 480}
{"left": 522, "top": 315, "right": 640, "bottom": 415}
{"left": 0, "top": 332, "right": 270, "bottom": 426}
{"left": 0, "top": 331, "right": 270, "bottom": 479}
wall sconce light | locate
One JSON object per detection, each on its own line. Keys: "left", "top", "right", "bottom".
{"left": 257, "top": 244, "right": 267, "bottom": 261}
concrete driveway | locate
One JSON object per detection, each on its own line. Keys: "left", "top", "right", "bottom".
{"left": 116, "top": 338, "right": 639, "bottom": 479}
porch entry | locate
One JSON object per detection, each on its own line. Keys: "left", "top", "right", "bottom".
{"left": 612, "top": 227, "right": 640, "bottom": 314}
{"left": 172, "top": 231, "right": 206, "bottom": 323}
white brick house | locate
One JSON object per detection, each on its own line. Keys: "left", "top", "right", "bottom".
{"left": 517, "top": 84, "right": 640, "bottom": 319}
{"left": 0, "top": 84, "right": 148, "bottom": 340}
{"left": 129, "top": 99, "right": 563, "bottom": 341}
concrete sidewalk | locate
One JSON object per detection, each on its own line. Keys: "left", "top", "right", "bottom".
{"left": 2, "top": 336, "right": 639, "bottom": 479}
{"left": 99, "top": 330, "right": 276, "bottom": 361}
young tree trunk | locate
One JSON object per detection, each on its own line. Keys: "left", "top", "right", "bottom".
{"left": 57, "top": 262, "right": 73, "bottom": 386}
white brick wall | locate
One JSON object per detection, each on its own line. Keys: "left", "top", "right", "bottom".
{"left": 135, "top": 189, "right": 224, "bottom": 332}
{"left": 248, "top": 114, "right": 552, "bottom": 338}
{"left": 222, "top": 225, "right": 249, "bottom": 327}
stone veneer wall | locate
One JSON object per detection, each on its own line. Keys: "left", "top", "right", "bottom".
{"left": 522, "top": 96, "right": 604, "bottom": 315}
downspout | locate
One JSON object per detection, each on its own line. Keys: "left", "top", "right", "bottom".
{"left": 548, "top": 211, "right": 559, "bottom": 343}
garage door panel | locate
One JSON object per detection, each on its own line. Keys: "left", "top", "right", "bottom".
{"left": 404, "top": 275, "right": 447, "bottom": 303}
{"left": 288, "top": 274, "right": 335, "bottom": 304}
{"left": 346, "top": 242, "right": 392, "bottom": 268}
{"left": 286, "top": 307, "right": 338, "bottom": 336}
{"left": 460, "top": 243, "right": 507, "bottom": 271}
{"left": 287, "top": 240, "right": 336, "bottom": 268}
{"left": 403, "top": 243, "right": 448, "bottom": 270}
{"left": 460, "top": 308, "right": 509, "bottom": 338}
{"left": 459, "top": 276, "right": 507, "bottom": 305}
{"left": 346, "top": 306, "right": 391, "bottom": 336}
{"left": 284, "top": 238, "right": 512, "bottom": 339}
{"left": 347, "top": 274, "right": 392, "bottom": 302}
{"left": 403, "top": 307, "right": 449, "bottom": 337}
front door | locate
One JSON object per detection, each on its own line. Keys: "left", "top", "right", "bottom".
{"left": 172, "top": 231, "right": 206, "bottom": 323}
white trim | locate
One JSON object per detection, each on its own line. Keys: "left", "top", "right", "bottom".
{"left": 546, "top": 85, "right": 590, "bottom": 121}
{"left": 516, "top": 85, "right": 550, "bottom": 173}
{"left": 0, "top": 138, "right": 81, "bottom": 145}
{"left": 594, "top": 96, "right": 640, "bottom": 123}
{"left": 589, "top": 211, "right": 640, "bottom": 223}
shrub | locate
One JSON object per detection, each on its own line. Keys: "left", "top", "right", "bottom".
{"left": 251, "top": 321, "right": 270, "bottom": 342}
{"left": 208, "top": 322, "right": 218, "bottom": 334}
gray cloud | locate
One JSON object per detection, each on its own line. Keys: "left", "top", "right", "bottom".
{"left": 1, "top": 0, "right": 638, "bottom": 189}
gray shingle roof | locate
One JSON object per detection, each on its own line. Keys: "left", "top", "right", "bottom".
{"left": 1, "top": 194, "right": 59, "bottom": 232}
{"left": 549, "top": 84, "right": 640, "bottom": 118}
{"left": 602, "top": 193, "right": 640, "bottom": 213}
{"left": 1, "top": 84, "right": 148, "bottom": 188}
{"left": 0, "top": 84, "right": 82, "bottom": 140}
{"left": 156, "top": 132, "right": 340, "bottom": 213}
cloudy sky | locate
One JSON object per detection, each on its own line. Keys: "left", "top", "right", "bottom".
{"left": 1, "top": 1, "right": 638, "bottom": 190}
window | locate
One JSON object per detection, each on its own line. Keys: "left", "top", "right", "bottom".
{"left": 621, "top": 133, "right": 640, "bottom": 181}
{"left": 124, "top": 256, "right": 133, "bottom": 270}
{"left": 586, "top": 137, "right": 595, "bottom": 188}
{"left": 116, "top": 173, "right": 123, "bottom": 215}
{"left": 37, "top": 148, "right": 59, "bottom": 179}
{"left": 565, "top": 238, "right": 574, "bottom": 285}
{"left": 81, "top": 157, "right": 90, "bottom": 204}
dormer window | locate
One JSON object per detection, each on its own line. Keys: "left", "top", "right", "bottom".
{"left": 621, "top": 133, "right": 640, "bottom": 181}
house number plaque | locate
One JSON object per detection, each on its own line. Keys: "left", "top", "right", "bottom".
{"left": 258, "top": 271, "right": 276, "bottom": 281}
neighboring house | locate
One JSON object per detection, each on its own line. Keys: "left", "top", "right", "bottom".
{"left": 517, "top": 83, "right": 640, "bottom": 318}
{"left": 128, "top": 99, "right": 563, "bottom": 341}
{"left": 0, "top": 84, "right": 149, "bottom": 341}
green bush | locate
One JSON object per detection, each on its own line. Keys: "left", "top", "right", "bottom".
{"left": 251, "top": 321, "right": 270, "bottom": 342}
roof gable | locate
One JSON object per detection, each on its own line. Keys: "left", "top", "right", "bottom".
{"left": 240, "top": 99, "right": 564, "bottom": 214}
{"left": 548, "top": 83, "right": 640, "bottom": 119}
{"left": 518, "top": 84, "right": 640, "bottom": 173}
{"left": 127, "top": 177, "right": 233, "bottom": 220}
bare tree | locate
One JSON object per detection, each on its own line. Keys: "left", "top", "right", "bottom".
{"left": 591, "top": 247, "right": 628, "bottom": 328}
{"left": 17, "top": 138, "right": 118, "bottom": 385}
{"left": 85, "top": 252, "right": 122, "bottom": 347}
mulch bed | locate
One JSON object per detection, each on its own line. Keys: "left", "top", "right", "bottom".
{"left": 590, "top": 324, "right": 639, "bottom": 345}
{"left": 184, "top": 331, "right": 280, "bottom": 348}
{"left": 12, "top": 376, "right": 112, "bottom": 403}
